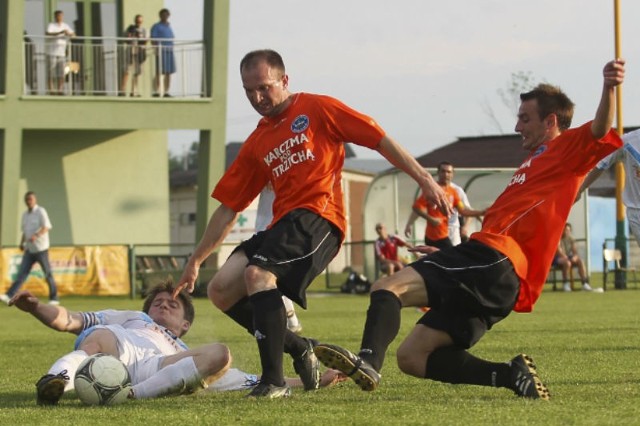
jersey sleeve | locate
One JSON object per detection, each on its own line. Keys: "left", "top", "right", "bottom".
{"left": 412, "top": 193, "right": 427, "bottom": 211}
{"left": 563, "top": 122, "right": 623, "bottom": 175}
{"left": 212, "top": 141, "right": 269, "bottom": 212}
{"left": 80, "top": 310, "right": 148, "bottom": 330}
{"left": 317, "top": 96, "right": 386, "bottom": 150}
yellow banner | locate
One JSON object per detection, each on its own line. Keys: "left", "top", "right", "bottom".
{"left": 0, "top": 246, "right": 130, "bottom": 296}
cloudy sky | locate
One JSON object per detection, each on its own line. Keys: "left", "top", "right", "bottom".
{"left": 167, "top": 0, "right": 640, "bottom": 159}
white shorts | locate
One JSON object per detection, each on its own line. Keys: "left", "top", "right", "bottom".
{"left": 448, "top": 225, "right": 461, "bottom": 246}
{"left": 627, "top": 207, "right": 640, "bottom": 247}
{"left": 80, "top": 325, "right": 166, "bottom": 385}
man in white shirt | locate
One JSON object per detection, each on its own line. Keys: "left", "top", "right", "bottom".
{"left": 1, "top": 192, "right": 59, "bottom": 305}
{"left": 580, "top": 129, "right": 640, "bottom": 246}
{"left": 46, "top": 10, "right": 75, "bottom": 95}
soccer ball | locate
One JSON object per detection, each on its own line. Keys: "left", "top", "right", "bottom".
{"left": 74, "top": 354, "right": 132, "bottom": 405}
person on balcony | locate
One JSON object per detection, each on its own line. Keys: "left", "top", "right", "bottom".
{"left": 120, "top": 14, "right": 148, "bottom": 97}
{"left": 45, "top": 10, "right": 75, "bottom": 95}
{"left": 150, "top": 9, "right": 176, "bottom": 97}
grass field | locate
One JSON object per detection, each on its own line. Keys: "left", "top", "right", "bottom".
{"left": 1, "top": 288, "right": 639, "bottom": 425}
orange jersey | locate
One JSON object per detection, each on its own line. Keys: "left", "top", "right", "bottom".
{"left": 471, "top": 122, "right": 622, "bottom": 312}
{"left": 413, "top": 185, "right": 463, "bottom": 240}
{"left": 212, "top": 93, "right": 385, "bottom": 238}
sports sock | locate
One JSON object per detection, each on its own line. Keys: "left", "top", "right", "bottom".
{"left": 48, "top": 350, "right": 88, "bottom": 391}
{"left": 358, "top": 290, "right": 402, "bottom": 371}
{"left": 132, "top": 356, "right": 205, "bottom": 399}
{"left": 208, "top": 368, "right": 259, "bottom": 392}
{"left": 225, "top": 296, "right": 306, "bottom": 357}
{"left": 425, "top": 347, "right": 511, "bottom": 388}
{"left": 224, "top": 297, "right": 254, "bottom": 333}
{"left": 282, "top": 296, "right": 302, "bottom": 330}
{"left": 250, "top": 288, "right": 287, "bottom": 387}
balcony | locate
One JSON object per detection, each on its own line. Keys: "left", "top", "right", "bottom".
{"left": 23, "top": 35, "right": 206, "bottom": 98}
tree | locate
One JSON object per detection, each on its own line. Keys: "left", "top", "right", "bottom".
{"left": 482, "top": 71, "right": 541, "bottom": 134}
{"left": 169, "top": 141, "right": 199, "bottom": 172}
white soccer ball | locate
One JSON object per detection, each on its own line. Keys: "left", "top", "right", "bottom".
{"left": 74, "top": 353, "right": 132, "bottom": 405}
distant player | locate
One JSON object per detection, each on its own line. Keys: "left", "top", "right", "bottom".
{"left": 579, "top": 128, "right": 640, "bottom": 246}
{"left": 315, "top": 58, "right": 625, "bottom": 401}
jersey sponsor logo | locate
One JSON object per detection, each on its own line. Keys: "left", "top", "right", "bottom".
{"left": 262, "top": 132, "right": 317, "bottom": 178}
{"left": 263, "top": 133, "right": 310, "bottom": 166}
{"left": 532, "top": 144, "right": 547, "bottom": 158}
{"left": 508, "top": 172, "right": 527, "bottom": 186}
{"left": 291, "top": 115, "right": 310, "bottom": 133}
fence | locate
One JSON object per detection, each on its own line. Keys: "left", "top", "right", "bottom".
{"left": 23, "top": 35, "right": 206, "bottom": 98}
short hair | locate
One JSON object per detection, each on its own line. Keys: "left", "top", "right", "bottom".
{"left": 520, "top": 83, "right": 575, "bottom": 131}
{"left": 437, "top": 161, "right": 453, "bottom": 171}
{"left": 142, "top": 279, "right": 195, "bottom": 327}
{"left": 24, "top": 191, "right": 36, "bottom": 200}
{"left": 134, "top": 14, "right": 142, "bottom": 21}
{"left": 54, "top": 10, "right": 63, "bottom": 17}
{"left": 240, "top": 49, "right": 285, "bottom": 76}
{"left": 375, "top": 223, "right": 384, "bottom": 230}
{"left": 159, "top": 8, "right": 170, "bottom": 16}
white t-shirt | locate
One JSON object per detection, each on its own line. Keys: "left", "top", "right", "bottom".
{"left": 22, "top": 205, "right": 52, "bottom": 253}
{"left": 46, "top": 22, "right": 73, "bottom": 56}
{"left": 597, "top": 129, "right": 640, "bottom": 209}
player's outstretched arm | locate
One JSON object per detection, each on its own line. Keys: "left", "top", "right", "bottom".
{"left": 175, "top": 204, "right": 238, "bottom": 296}
{"left": 9, "top": 290, "right": 84, "bottom": 333}
{"left": 591, "top": 58, "right": 625, "bottom": 139}
{"left": 376, "top": 136, "right": 452, "bottom": 217}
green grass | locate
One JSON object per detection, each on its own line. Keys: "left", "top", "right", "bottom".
{"left": 1, "top": 288, "right": 640, "bottom": 425}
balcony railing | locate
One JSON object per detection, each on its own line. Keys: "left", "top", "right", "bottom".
{"left": 23, "top": 35, "right": 206, "bottom": 98}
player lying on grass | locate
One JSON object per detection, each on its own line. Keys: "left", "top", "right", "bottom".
{"left": 8, "top": 281, "right": 344, "bottom": 405}
{"left": 314, "top": 58, "right": 626, "bottom": 401}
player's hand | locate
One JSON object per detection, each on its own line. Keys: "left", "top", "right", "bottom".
{"left": 422, "top": 180, "right": 452, "bottom": 217}
{"left": 173, "top": 262, "right": 199, "bottom": 297}
{"left": 603, "top": 58, "right": 625, "bottom": 88}
{"left": 8, "top": 290, "right": 40, "bottom": 313}
{"left": 404, "top": 224, "right": 412, "bottom": 238}
{"left": 409, "top": 245, "right": 440, "bottom": 255}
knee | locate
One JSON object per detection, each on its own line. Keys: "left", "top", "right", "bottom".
{"left": 203, "top": 343, "right": 232, "bottom": 377}
{"left": 396, "top": 345, "right": 424, "bottom": 377}
{"left": 208, "top": 277, "right": 232, "bottom": 311}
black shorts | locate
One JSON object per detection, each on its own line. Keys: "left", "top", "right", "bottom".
{"left": 425, "top": 237, "right": 453, "bottom": 250}
{"left": 409, "top": 239, "right": 520, "bottom": 349}
{"left": 233, "top": 209, "right": 341, "bottom": 309}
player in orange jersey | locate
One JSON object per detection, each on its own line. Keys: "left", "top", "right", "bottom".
{"left": 174, "top": 49, "right": 452, "bottom": 398}
{"left": 314, "top": 58, "right": 625, "bottom": 401}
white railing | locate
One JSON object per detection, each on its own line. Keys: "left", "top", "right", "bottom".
{"left": 22, "top": 35, "right": 207, "bottom": 98}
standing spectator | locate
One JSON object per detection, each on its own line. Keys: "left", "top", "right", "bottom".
{"left": 45, "top": 10, "right": 75, "bottom": 95}
{"left": 150, "top": 9, "right": 175, "bottom": 97}
{"left": 374, "top": 223, "right": 412, "bottom": 275}
{"left": 1, "top": 192, "right": 59, "bottom": 305}
{"left": 405, "top": 162, "right": 484, "bottom": 249}
{"left": 559, "top": 223, "right": 592, "bottom": 291}
{"left": 120, "top": 14, "right": 147, "bottom": 97}
{"left": 174, "top": 49, "right": 451, "bottom": 399}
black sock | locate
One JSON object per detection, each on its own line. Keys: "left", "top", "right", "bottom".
{"left": 425, "top": 347, "right": 511, "bottom": 388}
{"left": 250, "top": 289, "right": 286, "bottom": 387}
{"left": 358, "top": 290, "right": 402, "bottom": 371}
{"left": 225, "top": 296, "right": 307, "bottom": 357}
{"left": 224, "top": 297, "right": 254, "bottom": 334}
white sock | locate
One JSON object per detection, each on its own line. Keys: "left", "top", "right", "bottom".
{"left": 207, "top": 368, "right": 259, "bottom": 392}
{"left": 48, "top": 350, "right": 88, "bottom": 391}
{"left": 282, "top": 296, "right": 300, "bottom": 328}
{"left": 131, "top": 356, "right": 205, "bottom": 399}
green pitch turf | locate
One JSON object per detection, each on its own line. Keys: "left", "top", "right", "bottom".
{"left": 1, "top": 288, "right": 639, "bottom": 425}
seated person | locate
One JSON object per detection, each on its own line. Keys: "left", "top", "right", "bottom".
{"left": 374, "top": 223, "right": 413, "bottom": 275}
{"left": 560, "top": 223, "right": 592, "bottom": 291}
{"left": 552, "top": 242, "right": 573, "bottom": 292}
{"left": 8, "top": 280, "right": 344, "bottom": 405}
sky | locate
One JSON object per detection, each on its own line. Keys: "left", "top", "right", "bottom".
{"left": 167, "top": 0, "right": 640, "bottom": 160}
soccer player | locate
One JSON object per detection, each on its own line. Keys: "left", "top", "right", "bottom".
{"left": 9, "top": 281, "right": 343, "bottom": 405}
{"left": 314, "top": 58, "right": 626, "bottom": 400}
{"left": 174, "top": 49, "right": 451, "bottom": 398}
{"left": 404, "top": 162, "right": 485, "bottom": 249}
{"left": 579, "top": 128, "right": 640, "bottom": 246}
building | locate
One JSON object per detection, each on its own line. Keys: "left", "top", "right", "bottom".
{"left": 0, "top": 0, "right": 229, "bottom": 249}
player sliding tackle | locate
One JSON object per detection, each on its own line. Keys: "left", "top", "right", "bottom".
{"left": 8, "top": 281, "right": 344, "bottom": 405}
{"left": 314, "top": 58, "right": 626, "bottom": 400}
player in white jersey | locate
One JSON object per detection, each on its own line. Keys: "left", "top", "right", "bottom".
{"left": 579, "top": 129, "right": 640, "bottom": 245}
{"left": 9, "top": 280, "right": 342, "bottom": 405}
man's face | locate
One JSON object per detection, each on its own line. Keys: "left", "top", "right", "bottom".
{"left": 160, "top": 11, "right": 170, "bottom": 22}
{"left": 147, "top": 292, "right": 190, "bottom": 336}
{"left": 515, "top": 99, "right": 553, "bottom": 151}
{"left": 55, "top": 12, "right": 64, "bottom": 23}
{"left": 135, "top": 16, "right": 143, "bottom": 27}
{"left": 437, "top": 165, "right": 454, "bottom": 185}
{"left": 241, "top": 61, "right": 289, "bottom": 118}
{"left": 25, "top": 194, "right": 37, "bottom": 210}
{"left": 375, "top": 224, "right": 387, "bottom": 238}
